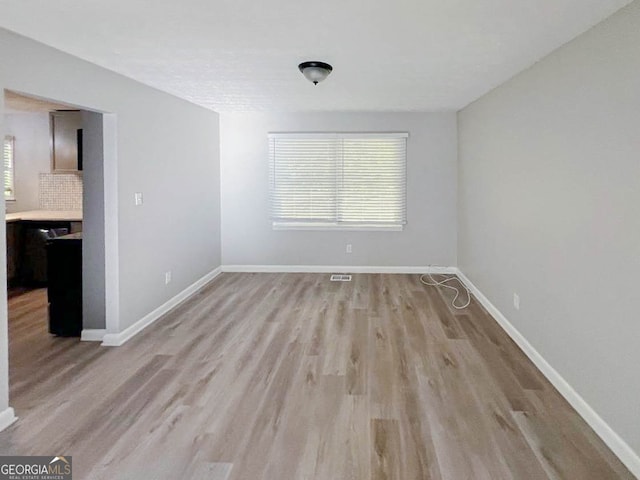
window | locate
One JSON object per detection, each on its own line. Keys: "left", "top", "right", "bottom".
{"left": 3, "top": 135, "right": 15, "bottom": 201}
{"left": 269, "top": 133, "right": 407, "bottom": 230}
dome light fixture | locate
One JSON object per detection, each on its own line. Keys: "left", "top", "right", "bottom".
{"left": 298, "top": 61, "right": 333, "bottom": 85}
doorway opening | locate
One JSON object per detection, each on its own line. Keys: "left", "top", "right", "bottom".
{"left": 2, "top": 89, "right": 117, "bottom": 419}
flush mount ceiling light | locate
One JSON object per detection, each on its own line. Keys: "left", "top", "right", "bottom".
{"left": 298, "top": 61, "right": 333, "bottom": 85}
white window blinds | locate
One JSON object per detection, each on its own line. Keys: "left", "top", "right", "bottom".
{"left": 3, "top": 135, "right": 15, "bottom": 201}
{"left": 269, "top": 133, "right": 407, "bottom": 229}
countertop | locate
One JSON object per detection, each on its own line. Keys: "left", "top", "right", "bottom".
{"left": 49, "top": 232, "right": 82, "bottom": 242}
{"left": 6, "top": 210, "right": 83, "bottom": 223}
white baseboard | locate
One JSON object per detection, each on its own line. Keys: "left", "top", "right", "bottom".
{"left": 455, "top": 269, "right": 640, "bottom": 478}
{"left": 221, "top": 265, "right": 457, "bottom": 275}
{"left": 81, "top": 329, "right": 107, "bottom": 342}
{"left": 0, "top": 407, "right": 17, "bottom": 432}
{"left": 102, "top": 267, "right": 222, "bottom": 347}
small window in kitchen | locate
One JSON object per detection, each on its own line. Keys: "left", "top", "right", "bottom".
{"left": 3, "top": 135, "right": 15, "bottom": 201}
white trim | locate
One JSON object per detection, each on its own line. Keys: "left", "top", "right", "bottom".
{"left": 222, "top": 265, "right": 457, "bottom": 274}
{"left": 268, "top": 132, "right": 409, "bottom": 139}
{"left": 455, "top": 269, "right": 640, "bottom": 479}
{"left": 0, "top": 407, "right": 16, "bottom": 432}
{"left": 272, "top": 222, "right": 403, "bottom": 232}
{"left": 101, "top": 267, "right": 222, "bottom": 347}
{"left": 80, "top": 329, "right": 106, "bottom": 342}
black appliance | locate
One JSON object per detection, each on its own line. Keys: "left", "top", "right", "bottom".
{"left": 46, "top": 233, "right": 82, "bottom": 337}
{"left": 21, "top": 227, "right": 69, "bottom": 285}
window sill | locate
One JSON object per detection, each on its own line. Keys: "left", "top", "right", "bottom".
{"left": 272, "top": 222, "right": 404, "bottom": 232}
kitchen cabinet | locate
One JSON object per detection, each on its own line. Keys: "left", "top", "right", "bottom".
{"left": 47, "top": 232, "right": 82, "bottom": 336}
{"left": 50, "top": 111, "right": 83, "bottom": 171}
{"left": 6, "top": 222, "right": 20, "bottom": 285}
{"left": 5, "top": 213, "right": 82, "bottom": 287}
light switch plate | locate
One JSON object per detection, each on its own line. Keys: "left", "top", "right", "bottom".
{"left": 134, "top": 192, "right": 143, "bottom": 206}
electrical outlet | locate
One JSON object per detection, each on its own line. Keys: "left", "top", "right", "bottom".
{"left": 346, "top": 244, "right": 352, "bottom": 254}
{"left": 165, "top": 271, "right": 172, "bottom": 285}
{"left": 134, "top": 192, "right": 143, "bottom": 206}
{"left": 513, "top": 293, "right": 520, "bottom": 310}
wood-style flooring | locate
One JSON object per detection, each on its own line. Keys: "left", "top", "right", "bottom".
{"left": 0, "top": 274, "right": 634, "bottom": 479}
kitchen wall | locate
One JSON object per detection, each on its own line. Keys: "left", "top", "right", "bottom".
{"left": 458, "top": 0, "right": 640, "bottom": 462}
{"left": 0, "top": 27, "right": 221, "bottom": 422}
{"left": 220, "top": 112, "right": 457, "bottom": 268}
{"left": 3, "top": 112, "right": 84, "bottom": 212}
{"left": 39, "top": 173, "right": 83, "bottom": 210}
{"left": 82, "top": 111, "right": 106, "bottom": 331}
{"left": 3, "top": 112, "right": 50, "bottom": 212}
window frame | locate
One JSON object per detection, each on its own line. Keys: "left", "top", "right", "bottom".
{"left": 268, "top": 132, "right": 408, "bottom": 231}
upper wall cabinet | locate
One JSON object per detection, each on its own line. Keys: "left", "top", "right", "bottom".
{"left": 51, "top": 111, "right": 83, "bottom": 172}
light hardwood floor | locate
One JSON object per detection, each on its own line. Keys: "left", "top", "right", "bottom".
{"left": 0, "top": 274, "right": 634, "bottom": 479}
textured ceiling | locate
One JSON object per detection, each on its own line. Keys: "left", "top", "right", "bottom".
{"left": 0, "top": 0, "right": 632, "bottom": 112}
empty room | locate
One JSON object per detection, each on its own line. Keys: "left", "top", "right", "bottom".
{"left": 0, "top": 0, "right": 638, "bottom": 479}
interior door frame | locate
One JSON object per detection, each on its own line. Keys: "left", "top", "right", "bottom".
{"left": 0, "top": 89, "right": 119, "bottom": 426}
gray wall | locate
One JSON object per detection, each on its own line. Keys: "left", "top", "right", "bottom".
{"left": 82, "top": 111, "right": 106, "bottom": 330}
{"left": 220, "top": 112, "right": 457, "bottom": 267}
{"left": 458, "top": 0, "right": 640, "bottom": 456}
{"left": 0, "top": 28, "right": 221, "bottom": 415}
{"left": 3, "top": 112, "right": 50, "bottom": 213}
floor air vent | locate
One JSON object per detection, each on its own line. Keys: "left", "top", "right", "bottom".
{"left": 330, "top": 274, "right": 352, "bottom": 282}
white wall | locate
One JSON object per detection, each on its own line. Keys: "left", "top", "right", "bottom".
{"left": 221, "top": 112, "right": 457, "bottom": 268}
{"left": 458, "top": 0, "right": 640, "bottom": 462}
{"left": 0, "top": 28, "right": 221, "bottom": 418}
{"left": 3, "top": 112, "right": 50, "bottom": 213}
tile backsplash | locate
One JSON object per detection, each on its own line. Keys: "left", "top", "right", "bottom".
{"left": 39, "top": 173, "right": 83, "bottom": 210}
